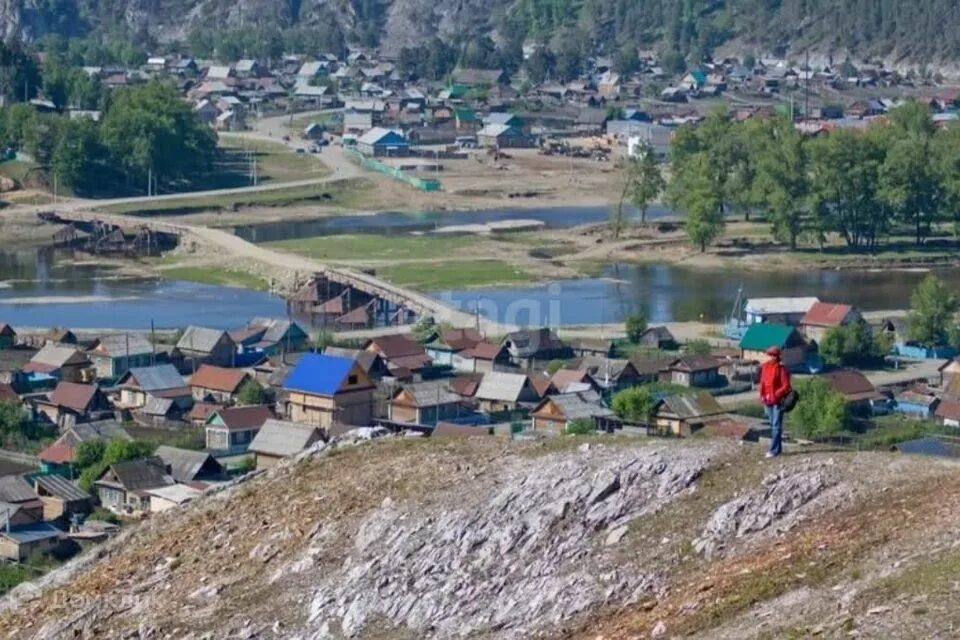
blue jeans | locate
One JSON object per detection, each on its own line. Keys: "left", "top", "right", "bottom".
{"left": 766, "top": 403, "right": 784, "bottom": 456}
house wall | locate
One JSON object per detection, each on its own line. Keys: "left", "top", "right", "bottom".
{"left": 98, "top": 486, "right": 126, "bottom": 512}
{"left": 40, "top": 496, "right": 88, "bottom": 521}
{"left": 389, "top": 403, "right": 418, "bottom": 424}
{"left": 60, "top": 363, "right": 87, "bottom": 384}
{"left": 0, "top": 535, "right": 60, "bottom": 562}
{"left": 255, "top": 453, "right": 283, "bottom": 471}
{"left": 120, "top": 388, "right": 146, "bottom": 408}
{"left": 93, "top": 354, "right": 152, "bottom": 380}
{"left": 426, "top": 349, "right": 455, "bottom": 366}
{"left": 192, "top": 386, "right": 236, "bottom": 405}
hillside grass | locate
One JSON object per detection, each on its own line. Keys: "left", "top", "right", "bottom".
{"left": 217, "top": 137, "right": 329, "bottom": 183}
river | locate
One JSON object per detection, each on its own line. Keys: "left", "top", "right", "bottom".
{"left": 434, "top": 263, "right": 960, "bottom": 325}
{"left": 0, "top": 249, "right": 287, "bottom": 330}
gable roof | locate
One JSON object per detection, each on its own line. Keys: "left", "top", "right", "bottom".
{"left": 820, "top": 369, "right": 881, "bottom": 401}
{"left": 463, "top": 341, "right": 504, "bottom": 360}
{"left": 658, "top": 392, "right": 725, "bottom": 420}
{"left": 88, "top": 334, "right": 153, "bottom": 358}
{"left": 535, "top": 391, "right": 613, "bottom": 420}
{"left": 247, "top": 318, "right": 305, "bottom": 345}
{"left": 249, "top": 419, "right": 322, "bottom": 457}
{"left": 34, "top": 474, "right": 90, "bottom": 502}
{"left": 25, "top": 344, "right": 87, "bottom": 372}
{"left": 0, "top": 475, "right": 37, "bottom": 503}
{"left": 668, "top": 356, "right": 720, "bottom": 373}
{"left": 48, "top": 382, "right": 100, "bottom": 413}
{"left": 739, "top": 323, "right": 800, "bottom": 351}
{"left": 283, "top": 353, "right": 358, "bottom": 396}
{"left": 189, "top": 365, "right": 248, "bottom": 393}
{"left": 501, "top": 328, "right": 565, "bottom": 358}
{"left": 935, "top": 398, "right": 960, "bottom": 421}
{"left": 208, "top": 405, "right": 273, "bottom": 431}
{"left": 357, "top": 127, "right": 406, "bottom": 146}
{"left": 802, "top": 302, "right": 856, "bottom": 327}
{"left": 475, "top": 372, "right": 531, "bottom": 402}
{"left": 100, "top": 457, "right": 174, "bottom": 492}
{"left": 153, "top": 446, "right": 222, "bottom": 484}
{"left": 551, "top": 368, "right": 595, "bottom": 392}
{"left": 121, "top": 364, "right": 185, "bottom": 392}
{"left": 393, "top": 381, "right": 462, "bottom": 407}
{"left": 745, "top": 297, "right": 819, "bottom": 316}
{"left": 177, "top": 326, "right": 232, "bottom": 354}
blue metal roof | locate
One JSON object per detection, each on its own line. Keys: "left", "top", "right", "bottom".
{"left": 283, "top": 353, "right": 355, "bottom": 396}
{"left": 2, "top": 522, "right": 62, "bottom": 544}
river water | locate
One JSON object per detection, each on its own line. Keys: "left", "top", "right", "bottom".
{"left": 0, "top": 249, "right": 286, "bottom": 330}
{"left": 434, "top": 263, "right": 960, "bottom": 325}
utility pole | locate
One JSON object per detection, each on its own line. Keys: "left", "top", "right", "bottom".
{"left": 147, "top": 167, "right": 152, "bottom": 197}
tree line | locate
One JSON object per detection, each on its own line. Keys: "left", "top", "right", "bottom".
{"left": 0, "top": 80, "right": 217, "bottom": 196}
{"left": 648, "top": 102, "right": 960, "bottom": 252}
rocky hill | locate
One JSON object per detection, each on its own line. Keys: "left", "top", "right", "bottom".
{"left": 2, "top": 433, "right": 960, "bottom": 639}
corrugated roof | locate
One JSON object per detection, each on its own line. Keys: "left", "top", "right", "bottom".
{"left": 154, "top": 446, "right": 220, "bottom": 484}
{"left": 35, "top": 474, "right": 90, "bottom": 502}
{"left": 0, "top": 475, "right": 37, "bottom": 503}
{"left": 660, "top": 392, "right": 725, "bottom": 420}
{"left": 250, "top": 419, "right": 322, "bottom": 457}
{"left": 394, "top": 381, "right": 462, "bottom": 407}
{"left": 49, "top": 382, "right": 99, "bottom": 413}
{"left": 28, "top": 343, "right": 86, "bottom": 368}
{"left": 745, "top": 297, "right": 819, "bottom": 315}
{"left": 539, "top": 391, "right": 613, "bottom": 420}
{"left": 89, "top": 334, "right": 153, "bottom": 358}
{"left": 210, "top": 405, "right": 273, "bottom": 431}
{"left": 475, "top": 372, "right": 529, "bottom": 402}
{"left": 936, "top": 399, "right": 960, "bottom": 421}
{"left": 0, "top": 522, "right": 62, "bottom": 544}
{"left": 124, "top": 364, "right": 185, "bottom": 392}
{"left": 177, "top": 326, "right": 231, "bottom": 354}
{"left": 668, "top": 356, "right": 720, "bottom": 373}
{"left": 820, "top": 370, "right": 879, "bottom": 399}
{"left": 463, "top": 341, "right": 503, "bottom": 360}
{"left": 501, "top": 329, "right": 565, "bottom": 358}
{"left": 189, "top": 365, "right": 248, "bottom": 393}
{"left": 368, "top": 335, "right": 426, "bottom": 360}
{"left": 103, "top": 457, "right": 174, "bottom": 491}
{"left": 141, "top": 396, "right": 175, "bottom": 416}
{"left": 739, "top": 323, "right": 798, "bottom": 351}
{"left": 801, "top": 302, "right": 855, "bottom": 327}
{"left": 283, "top": 353, "right": 356, "bottom": 396}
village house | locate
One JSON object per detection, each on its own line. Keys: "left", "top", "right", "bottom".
{"left": 94, "top": 457, "right": 175, "bottom": 515}
{"left": 935, "top": 398, "right": 960, "bottom": 428}
{"left": 176, "top": 326, "right": 237, "bottom": 369}
{"left": 234, "top": 318, "right": 309, "bottom": 355}
{"left": 116, "top": 364, "right": 190, "bottom": 410}
{"left": 638, "top": 326, "right": 678, "bottom": 350}
{"left": 0, "top": 521, "right": 63, "bottom": 561}
{"left": 661, "top": 356, "right": 722, "bottom": 388}
{"left": 204, "top": 405, "right": 274, "bottom": 452}
{"left": 894, "top": 387, "right": 940, "bottom": 419}
{"left": 388, "top": 380, "right": 466, "bottom": 426}
{"left": 739, "top": 324, "right": 811, "bottom": 370}
{"left": 631, "top": 356, "right": 674, "bottom": 384}
{"left": 530, "top": 391, "right": 616, "bottom": 434}
{"left": 357, "top": 127, "right": 409, "bottom": 157}
{"left": 0, "top": 324, "right": 16, "bottom": 349}
{"left": 0, "top": 476, "right": 43, "bottom": 519}
{"left": 188, "top": 365, "right": 251, "bottom": 405}
{"left": 743, "top": 297, "right": 819, "bottom": 326}
{"left": 473, "top": 371, "right": 541, "bottom": 414}
{"left": 800, "top": 302, "right": 863, "bottom": 343}
{"left": 153, "top": 446, "right": 227, "bottom": 485}
{"left": 33, "top": 382, "right": 111, "bottom": 428}
{"left": 33, "top": 474, "right": 91, "bottom": 522}
{"left": 454, "top": 341, "right": 510, "bottom": 374}
{"left": 476, "top": 123, "right": 535, "bottom": 149}
{"left": 501, "top": 329, "right": 571, "bottom": 370}
{"left": 86, "top": 333, "right": 154, "bottom": 380}
{"left": 38, "top": 420, "right": 130, "bottom": 476}
{"left": 283, "top": 353, "right": 375, "bottom": 429}
{"left": 550, "top": 368, "right": 599, "bottom": 394}
{"left": 249, "top": 420, "right": 324, "bottom": 470}
{"left": 696, "top": 415, "right": 763, "bottom": 442}
{"left": 22, "top": 344, "right": 92, "bottom": 384}
{"left": 44, "top": 328, "right": 77, "bottom": 346}
{"left": 144, "top": 484, "right": 203, "bottom": 513}
{"left": 450, "top": 68, "right": 505, "bottom": 87}
{"left": 653, "top": 392, "right": 726, "bottom": 436}
{"left": 364, "top": 335, "right": 432, "bottom": 375}
{"left": 578, "top": 357, "right": 641, "bottom": 391}
{"left": 424, "top": 329, "right": 484, "bottom": 367}
{"left": 322, "top": 347, "right": 391, "bottom": 382}
{"left": 820, "top": 369, "right": 888, "bottom": 415}
{"left": 567, "top": 338, "right": 614, "bottom": 359}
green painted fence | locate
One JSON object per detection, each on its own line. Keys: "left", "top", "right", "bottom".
{"left": 345, "top": 149, "right": 442, "bottom": 192}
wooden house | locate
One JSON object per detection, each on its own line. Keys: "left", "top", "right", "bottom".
{"left": 33, "top": 474, "right": 92, "bottom": 522}
{"left": 530, "top": 391, "right": 615, "bottom": 434}
{"left": 176, "top": 326, "right": 237, "bottom": 368}
{"left": 743, "top": 297, "right": 819, "bottom": 326}
{"left": 86, "top": 333, "right": 154, "bottom": 380}
{"left": 424, "top": 329, "right": 484, "bottom": 367}
{"left": 233, "top": 318, "right": 309, "bottom": 355}
{"left": 500, "top": 329, "right": 571, "bottom": 370}
{"left": 819, "top": 369, "right": 887, "bottom": 414}
{"left": 116, "top": 364, "right": 190, "bottom": 410}
{"left": 249, "top": 419, "right": 324, "bottom": 470}
{"left": 473, "top": 372, "right": 541, "bottom": 413}
{"left": 653, "top": 392, "right": 726, "bottom": 436}
{"left": 22, "top": 344, "right": 92, "bottom": 384}
{"left": 388, "top": 381, "right": 465, "bottom": 426}
{"left": 0, "top": 324, "right": 16, "bottom": 349}
{"left": 282, "top": 353, "right": 375, "bottom": 429}
{"left": 800, "top": 302, "right": 863, "bottom": 343}
{"left": 363, "top": 335, "right": 431, "bottom": 374}
{"left": 204, "top": 405, "right": 274, "bottom": 452}
{"left": 94, "top": 457, "right": 175, "bottom": 515}
{"left": 739, "top": 324, "right": 810, "bottom": 370}
{"left": 661, "top": 357, "right": 722, "bottom": 388}
{"left": 894, "top": 387, "right": 939, "bottom": 419}
{"left": 154, "top": 445, "right": 227, "bottom": 484}
{"left": 0, "top": 522, "right": 63, "bottom": 561}
{"left": 453, "top": 341, "right": 510, "bottom": 373}
{"left": 638, "top": 326, "right": 677, "bottom": 350}
{"left": 189, "top": 365, "right": 251, "bottom": 405}
{"left": 33, "top": 382, "right": 110, "bottom": 428}
{"left": 37, "top": 421, "right": 130, "bottom": 476}
{"left": 576, "top": 357, "right": 641, "bottom": 391}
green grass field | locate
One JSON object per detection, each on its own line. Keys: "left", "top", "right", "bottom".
{"left": 265, "top": 234, "right": 476, "bottom": 261}
{"left": 217, "top": 137, "right": 329, "bottom": 183}
{"left": 376, "top": 260, "right": 533, "bottom": 290}
{"left": 159, "top": 265, "right": 270, "bottom": 290}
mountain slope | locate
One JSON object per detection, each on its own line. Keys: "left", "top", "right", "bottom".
{"left": 3, "top": 434, "right": 960, "bottom": 639}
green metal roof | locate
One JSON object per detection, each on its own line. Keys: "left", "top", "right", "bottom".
{"left": 739, "top": 323, "right": 796, "bottom": 351}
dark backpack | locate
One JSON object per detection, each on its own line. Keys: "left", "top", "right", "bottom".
{"left": 782, "top": 388, "right": 799, "bottom": 412}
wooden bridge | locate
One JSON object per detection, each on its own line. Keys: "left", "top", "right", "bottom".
{"left": 40, "top": 209, "right": 501, "bottom": 332}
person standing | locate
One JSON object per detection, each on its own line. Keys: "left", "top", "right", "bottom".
{"left": 759, "top": 346, "right": 791, "bottom": 458}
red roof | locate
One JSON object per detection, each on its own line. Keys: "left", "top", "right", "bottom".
{"left": 529, "top": 374, "right": 555, "bottom": 398}
{"left": 49, "top": 382, "right": 99, "bottom": 413}
{"left": 464, "top": 341, "right": 503, "bottom": 360}
{"left": 449, "top": 376, "right": 481, "bottom": 398}
{"left": 188, "top": 402, "right": 223, "bottom": 423}
{"left": 551, "top": 368, "right": 593, "bottom": 389}
{"left": 440, "top": 329, "right": 484, "bottom": 351}
{"left": 189, "top": 365, "right": 248, "bottom": 394}
{"left": 38, "top": 440, "right": 75, "bottom": 464}
{"left": 802, "top": 302, "right": 855, "bottom": 327}
{"left": 936, "top": 398, "right": 960, "bottom": 421}
{"left": 210, "top": 405, "right": 273, "bottom": 431}
{"left": 368, "top": 334, "right": 427, "bottom": 360}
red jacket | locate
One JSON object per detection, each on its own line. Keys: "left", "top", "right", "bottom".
{"left": 759, "top": 360, "right": 791, "bottom": 406}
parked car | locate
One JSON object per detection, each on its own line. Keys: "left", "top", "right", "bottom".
{"left": 295, "top": 147, "right": 306, "bottom": 154}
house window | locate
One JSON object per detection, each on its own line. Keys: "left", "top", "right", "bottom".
{"left": 348, "top": 375, "right": 358, "bottom": 385}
